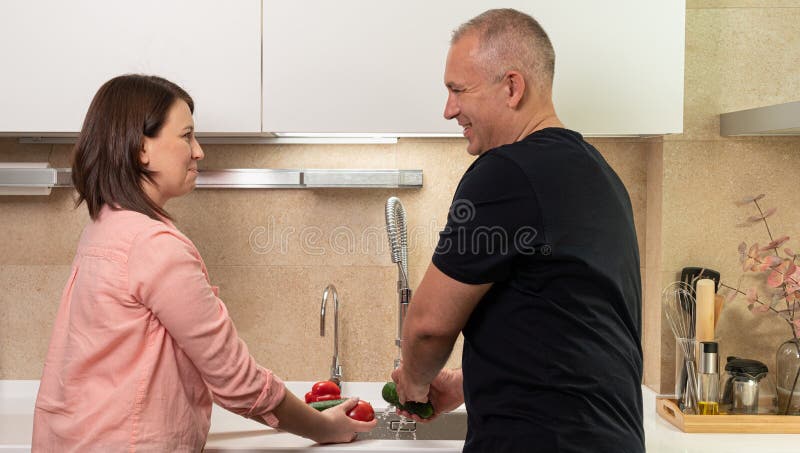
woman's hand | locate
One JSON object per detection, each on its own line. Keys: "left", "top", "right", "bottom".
{"left": 311, "top": 398, "right": 377, "bottom": 443}
{"left": 271, "top": 393, "right": 376, "bottom": 444}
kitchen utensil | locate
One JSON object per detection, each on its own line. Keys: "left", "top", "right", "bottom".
{"left": 714, "top": 294, "right": 725, "bottom": 329}
{"left": 663, "top": 281, "right": 700, "bottom": 414}
{"left": 721, "top": 357, "right": 769, "bottom": 414}
{"left": 680, "top": 267, "right": 720, "bottom": 292}
{"left": 679, "top": 267, "right": 721, "bottom": 338}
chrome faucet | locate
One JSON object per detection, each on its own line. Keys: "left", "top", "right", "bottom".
{"left": 320, "top": 284, "right": 342, "bottom": 386}
{"left": 385, "top": 197, "right": 411, "bottom": 369}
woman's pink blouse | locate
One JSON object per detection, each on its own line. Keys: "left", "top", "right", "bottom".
{"left": 32, "top": 206, "right": 286, "bottom": 452}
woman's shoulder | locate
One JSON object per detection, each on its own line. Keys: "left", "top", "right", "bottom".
{"left": 95, "top": 205, "right": 169, "bottom": 234}
{"left": 83, "top": 205, "right": 194, "bottom": 255}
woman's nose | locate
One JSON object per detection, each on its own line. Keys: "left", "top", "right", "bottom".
{"left": 192, "top": 139, "right": 204, "bottom": 160}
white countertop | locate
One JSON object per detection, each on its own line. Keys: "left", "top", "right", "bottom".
{"left": 2, "top": 380, "right": 799, "bottom": 452}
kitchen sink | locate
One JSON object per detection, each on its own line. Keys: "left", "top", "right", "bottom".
{"left": 357, "top": 411, "right": 467, "bottom": 440}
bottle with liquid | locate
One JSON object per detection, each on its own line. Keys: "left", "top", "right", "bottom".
{"left": 697, "top": 341, "right": 720, "bottom": 415}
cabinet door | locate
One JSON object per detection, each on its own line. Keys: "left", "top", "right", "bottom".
{"left": 0, "top": 0, "right": 261, "bottom": 134}
{"left": 263, "top": 0, "right": 461, "bottom": 135}
{"left": 262, "top": 1, "right": 684, "bottom": 136}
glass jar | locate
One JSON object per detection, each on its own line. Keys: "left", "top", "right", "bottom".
{"left": 720, "top": 357, "right": 770, "bottom": 414}
{"left": 775, "top": 338, "right": 800, "bottom": 415}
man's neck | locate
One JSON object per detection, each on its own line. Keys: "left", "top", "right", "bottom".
{"left": 519, "top": 115, "right": 564, "bottom": 140}
{"left": 516, "top": 94, "right": 564, "bottom": 141}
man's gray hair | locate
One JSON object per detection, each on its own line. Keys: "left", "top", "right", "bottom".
{"left": 452, "top": 9, "right": 555, "bottom": 91}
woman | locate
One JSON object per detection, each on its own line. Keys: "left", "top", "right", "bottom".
{"left": 32, "top": 74, "right": 375, "bottom": 452}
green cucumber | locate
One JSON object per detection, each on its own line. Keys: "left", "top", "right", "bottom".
{"left": 308, "top": 398, "right": 348, "bottom": 411}
{"left": 381, "top": 382, "right": 435, "bottom": 419}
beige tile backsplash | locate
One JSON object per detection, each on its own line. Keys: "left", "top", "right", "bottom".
{"left": 675, "top": 6, "right": 800, "bottom": 142}
{"left": 0, "top": 135, "right": 649, "bottom": 381}
{"left": 651, "top": 5, "right": 800, "bottom": 392}
{"left": 2, "top": 4, "right": 800, "bottom": 395}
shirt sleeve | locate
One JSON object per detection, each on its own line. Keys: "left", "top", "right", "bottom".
{"left": 127, "top": 224, "right": 286, "bottom": 427}
{"left": 432, "top": 153, "right": 545, "bottom": 284}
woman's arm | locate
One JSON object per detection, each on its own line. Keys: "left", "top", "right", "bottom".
{"left": 270, "top": 393, "right": 376, "bottom": 444}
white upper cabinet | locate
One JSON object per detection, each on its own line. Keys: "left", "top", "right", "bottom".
{"left": 262, "top": 1, "right": 462, "bottom": 135}
{"left": 1, "top": 1, "right": 683, "bottom": 136}
{"left": 0, "top": 0, "right": 261, "bottom": 134}
{"left": 263, "top": 0, "right": 685, "bottom": 136}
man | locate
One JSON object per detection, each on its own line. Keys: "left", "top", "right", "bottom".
{"left": 391, "top": 9, "right": 644, "bottom": 452}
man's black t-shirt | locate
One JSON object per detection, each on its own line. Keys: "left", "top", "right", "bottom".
{"left": 432, "top": 128, "right": 644, "bottom": 453}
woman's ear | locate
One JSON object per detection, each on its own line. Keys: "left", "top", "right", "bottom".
{"left": 140, "top": 140, "right": 150, "bottom": 166}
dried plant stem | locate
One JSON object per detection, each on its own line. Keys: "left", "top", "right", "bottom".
{"left": 720, "top": 282, "right": 800, "bottom": 414}
{"left": 719, "top": 283, "right": 785, "bottom": 317}
{"left": 733, "top": 198, "right": 800, "bottom": 414}
{"left": 745, "top": 201, "right": 800, "bottom": 340}
{"left": 754, "top": 199, "right": 779, "bottom": 257}
{"left": 752, "top": 259, "right": 800, "bottom": 342}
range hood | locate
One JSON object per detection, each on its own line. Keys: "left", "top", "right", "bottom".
{"left": 720, "top": 101, "right": 800, "bottom": 136}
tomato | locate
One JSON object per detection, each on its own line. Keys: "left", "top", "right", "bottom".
{"left": 311, "top": 380, "right": 341, "bottom": 397}
{"left": 305, "top": 381, "right": 342, "bottom": 403}
{"left": 306, "top": 391, "right": 340, "bottom": 403}
{"left": 347, "top": 400, "right": 375, "bottom": 422}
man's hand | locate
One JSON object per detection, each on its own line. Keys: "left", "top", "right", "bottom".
{"left": 426, "top": 368, "right": 464, "bottom": 417}
{"left": 391, "top": 263, "right": 488, "bottom": 420}
{"left": 391, "top": 364, "right": 431, "bottom": 406}
{"left": 391, "top": 367, "right": 464, "bottom": 422}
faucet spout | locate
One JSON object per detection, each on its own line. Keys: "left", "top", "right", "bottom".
{"left": 319, "top": 284, "right": 342, "bottom": 385}
{"left": 320, "top": 284, "right": 342, "bottom": 386}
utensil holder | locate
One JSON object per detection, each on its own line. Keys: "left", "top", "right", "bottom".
{"left": 675, "top": 337, "right": 698, "bottom": 414}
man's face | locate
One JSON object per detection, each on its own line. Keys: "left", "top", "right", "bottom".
{"left": 443, "top": 33, "right": 507, "bottom": 156}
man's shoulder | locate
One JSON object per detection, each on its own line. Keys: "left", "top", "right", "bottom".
{"left": 460, "top": 150, "right": 529, "bottom": 192}
{"left": 495, "top": 128, "right": 586, "bottom": 158}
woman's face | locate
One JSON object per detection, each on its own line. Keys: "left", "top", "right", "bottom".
{"left": 140, "top": 100, "right": 204, "bottom": 207}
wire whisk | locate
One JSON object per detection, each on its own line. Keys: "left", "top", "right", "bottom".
{"left": 662, "top": 281, "right": 699, "bottom": 414}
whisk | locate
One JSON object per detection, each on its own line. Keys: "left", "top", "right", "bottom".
{"left": 662, "top": 281, "right": 699, "bottom": 414}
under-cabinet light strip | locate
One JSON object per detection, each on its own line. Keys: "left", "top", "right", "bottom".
{"left": 0, "top": 168, "right": 422, "bottom": 189}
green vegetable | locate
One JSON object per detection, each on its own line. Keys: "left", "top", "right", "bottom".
{"left": 382, "top": 381, "right": 399, "bottom": 403}
{"left": 308, "top": 398, "right": 348, "bottom": 411}
{"left": 381, "top": 382, "right": 435, "bottom": 419}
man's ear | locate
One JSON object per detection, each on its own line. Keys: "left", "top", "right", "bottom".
{"left": 504, "top": 71, "right": 526, "bottom": 109}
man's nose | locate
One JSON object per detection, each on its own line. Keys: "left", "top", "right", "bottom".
{"left": 443, "top": 93, "right": 459, "bottom": 120}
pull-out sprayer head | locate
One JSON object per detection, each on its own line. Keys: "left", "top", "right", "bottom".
{"left": 385, "top": 196, "right": 409, "bottom": 286}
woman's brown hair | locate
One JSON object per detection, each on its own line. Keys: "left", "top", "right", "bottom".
{"left": 72, "top": 74, "right": 194, "bottom": 221}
